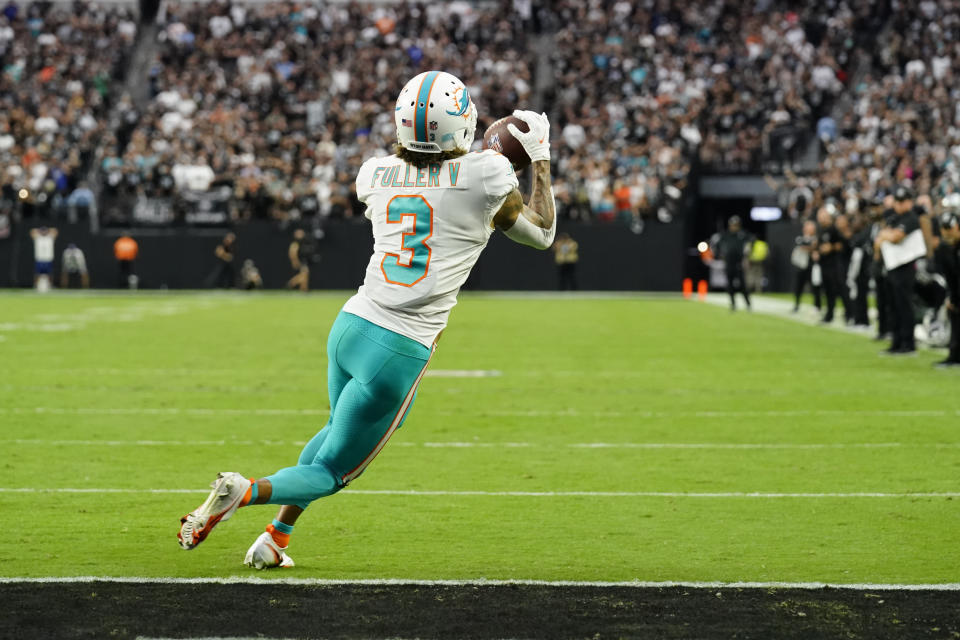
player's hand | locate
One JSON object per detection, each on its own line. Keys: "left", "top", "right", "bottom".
{"left": 507, "top": 110, "right": 550, "bottom": 163}
{"left": 948, "top": 300, "right": 956, "bottom": 312}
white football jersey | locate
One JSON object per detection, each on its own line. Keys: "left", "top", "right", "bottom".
{"left": 342, "top": 150, "right": 518, "bottom": 347}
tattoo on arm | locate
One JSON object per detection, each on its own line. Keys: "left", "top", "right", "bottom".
{"left": 492, "top": 160, "right": 554, "bottom": 231}
{"left": 524, "top": 160, "right": 555, "bottom": 229}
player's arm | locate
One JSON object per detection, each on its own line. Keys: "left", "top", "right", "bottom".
{"left": 882, "top": 227, "right": 906, "bottom": 243}
{"left": 493, "top": 160, "right": 556, "bottom": 247}
{"left": 918, "top": 213, "right": 935, "bottom": 257}
{"left": 288, "top": 241, "right": 301, "bottom": 269}
{"left": 493, "top": 111, "right": 556, "bottom": 250}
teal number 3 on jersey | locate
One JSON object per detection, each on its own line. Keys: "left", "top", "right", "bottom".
{"left": 381, "top": 195, "right": 434, "bottom": 286}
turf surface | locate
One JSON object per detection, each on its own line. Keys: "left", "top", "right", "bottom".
{"left": 1, "top": 292, "right": 958, "bottom": 583}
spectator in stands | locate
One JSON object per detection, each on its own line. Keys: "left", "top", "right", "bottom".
{"left": 66, "top": 182, "right": 98, "bottom": 226}
{"left": 60, "top": 243, "right": 89, "bottom": 289}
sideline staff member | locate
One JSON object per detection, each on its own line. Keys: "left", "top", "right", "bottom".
{"left": 935, "top": 210, "right": 960, "bottom": 367}
{"left": 814, "top": 206, "right": 844, "bottom": 324}
{"left": 114, "top": 232, "right": 139, "bottom": 288}
{"left": 716, "top": 215, "right": 753, "bottom": 311}
{"left": 552, "top": 232, "right": 579, "bottom": 291}
{"left": 875, "top": 187, "right": 922, "bottom": 354}
{"left": 286, "top": 228, "right": 315, "bottom": 292}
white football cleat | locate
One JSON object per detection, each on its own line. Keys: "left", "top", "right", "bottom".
{"left": 244, "top": 532, "right": 295, "bottom": 569}
{"left": 178, "top": 472, "right": 251, "bottom": 550}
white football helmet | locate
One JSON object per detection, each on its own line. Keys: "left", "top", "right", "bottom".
{"left": 395, "top": 71, "right": 477, "bottom": 154}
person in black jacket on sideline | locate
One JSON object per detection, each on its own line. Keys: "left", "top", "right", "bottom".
{"left": 934, "top": 210, "right": 960, "bottom": 367}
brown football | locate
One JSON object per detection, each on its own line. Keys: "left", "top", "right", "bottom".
{"left": 483, "top": 115, "right": 531, "bottom": 171}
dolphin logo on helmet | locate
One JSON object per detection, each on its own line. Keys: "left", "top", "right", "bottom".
{"left": 447, "top": 86, "right": 471, "bottom": 118}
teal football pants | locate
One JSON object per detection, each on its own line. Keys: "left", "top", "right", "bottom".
{"left": 265, "top": 311, "right": 432, "bottom": 509}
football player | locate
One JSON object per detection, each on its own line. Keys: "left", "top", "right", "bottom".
{"left": 178, "top": 71, "right": 556, "bottom": 568}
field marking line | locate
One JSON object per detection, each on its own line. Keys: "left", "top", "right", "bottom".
{"left": 0, "top": 407, "right": 328, "bottom": 416}
{"left": 3, "top": 407, "right": 958, "bottom": 418}
{"left": 425, "top": 369, "right": 502, "bottom": 378}
{"left": 12, "top": 368, "right": 497, "bottom": 378}
{"left": 0, "top": 298, "right": 240, "bottom": 334}
{"left": 1, "top": 488, "right": 957, "bottom": 498}
{"left": 475, "top": 409, "right": 960, "bottom": 418}
{"left": 1, "top": 576, "right": 959, "bottom": 591}
{"left": 702, "top": 292, "right": 934, "bottom": 346}
{"left": 7, "top": 439, "right": 960, "bottom": 450}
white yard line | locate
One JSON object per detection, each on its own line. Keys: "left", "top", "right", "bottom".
{"left": 5, "top": 439, "right": 960, "bottom": 450}
{"left": 425, "top": 369, "right": 502, "bottom": 378}
{"left": 3, "top": 406, "right": 957, "bottom": 418}
{"left": 0, "top": 407, "right": 327, "bottom": 416}
{"left": 0, "top": 298, "right": 247, "bottom": 338}
{"left": 465, "top": 408, "right": 960, "bottom": 418}
{"left": 0, "top": 576, "right": 958, "bottom": 590}
{"left": 13, "top": 368, "right": 496, "bottom": 378}
{"left": 0, "top": 487, "right": 956, "bottom": 498}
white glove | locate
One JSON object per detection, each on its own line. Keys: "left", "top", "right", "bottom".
{"left": 507, "top": 110, "right": 550, "bottom": 163}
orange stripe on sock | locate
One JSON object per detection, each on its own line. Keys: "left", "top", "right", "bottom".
{"left": 239, "top": 478, "right": 256, "bottom": 507}
{"left": 266, "top": 523, "right": 290, "bottom": 548}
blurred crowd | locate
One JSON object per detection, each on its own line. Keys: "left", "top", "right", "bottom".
{"left": 6, "top": 0, "right": 960, "bottom": 237}
{"left": 544, "top": 0, "right": 878, "bottom": 227}
{"left": 101, "top": 0, "right": 534, "bottom": 222}
{"left": 773, "top": 0, "right": 960, "bottom": 221}
{"left": 5, "top": 0, "right": 886, "bottom": 230}
{"left": 0, "top": 1, "right": 136, "bottom": 220}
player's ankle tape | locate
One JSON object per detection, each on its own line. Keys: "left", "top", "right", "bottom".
{"left": 241, "top": 479, "right": 258, "bottom": 506}
{"left": 271, "top": 519, "right": 294, "bottom": 534}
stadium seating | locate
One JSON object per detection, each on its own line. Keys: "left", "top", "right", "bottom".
{"left": 110, "top": 1, "right": 534, "bottom": 222}
{"left": 0, "top": 1, "right": 137, "bottom": 219}
{"left": 4, "top": 0, "right": 942, "bottom": 228}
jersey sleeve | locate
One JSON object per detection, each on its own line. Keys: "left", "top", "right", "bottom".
{"left": 479, "top": 150, "right": 519, "bottom": 227}
{"left": 355, "top": 157, "right": 379, "bottom": 219}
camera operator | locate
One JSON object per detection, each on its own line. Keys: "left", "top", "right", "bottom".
{"left": 875, "top": 187, "right": 924, "bottom": 355}
{"left": 934, "top": 210, "right": 960, "bottom": 368}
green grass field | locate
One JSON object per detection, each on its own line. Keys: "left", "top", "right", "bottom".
{"left": 1, "top": 292, "right": 958, "bottom": 584}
